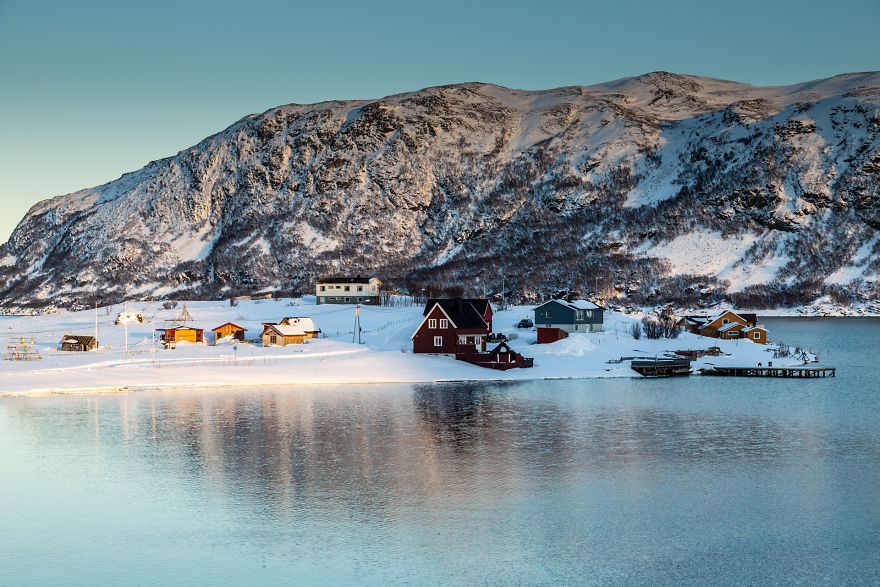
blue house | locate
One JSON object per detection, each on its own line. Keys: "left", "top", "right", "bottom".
{"left": 533, "top": 299, "right": 604, "bottom": 343}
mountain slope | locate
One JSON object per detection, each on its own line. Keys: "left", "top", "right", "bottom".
{"left": 1, "top": 71, "right": 879, "bottom": 310}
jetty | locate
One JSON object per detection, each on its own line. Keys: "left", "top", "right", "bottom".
{"left": 699, "top": 366, "right": 836, "bottom": 378}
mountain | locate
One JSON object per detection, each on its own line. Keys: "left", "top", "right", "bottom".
{"left": 1, "top": 72, "right": 879, "bottom": 311}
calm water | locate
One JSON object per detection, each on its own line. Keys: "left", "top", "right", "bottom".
{"left": 1, "top": 319, "right": 878, "bottom": 585}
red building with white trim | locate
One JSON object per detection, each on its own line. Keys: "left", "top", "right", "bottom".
{"left": 412, "top": 299, "right": 492, "bottom": 355}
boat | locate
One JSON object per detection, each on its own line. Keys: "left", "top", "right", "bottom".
{"left": 630, "top": 358, "right": 692, "bottom": 377}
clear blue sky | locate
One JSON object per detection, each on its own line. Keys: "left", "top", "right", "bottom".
{"left": 1, "top": 0, "right": 878, "bottom": 243}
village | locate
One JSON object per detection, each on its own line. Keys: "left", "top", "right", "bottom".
{"left": 0, "top": 276, "right": 814, "bottom": 394}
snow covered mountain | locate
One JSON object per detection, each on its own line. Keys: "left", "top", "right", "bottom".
{"left": 1, "top": 71, "right": 879, "bottom": 310}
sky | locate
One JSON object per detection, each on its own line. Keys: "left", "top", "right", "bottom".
{"left": 1, "top": 0, "right": 878, "bottom": 243}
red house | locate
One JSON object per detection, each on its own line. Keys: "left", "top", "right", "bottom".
{"left": 412, "top": 299, "right": 492, "bottom": 355}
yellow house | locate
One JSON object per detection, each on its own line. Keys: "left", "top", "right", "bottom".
{"left": 679, "top": 310, "right": 768, "bottom": 344}
{"left": 159, "top": 327, "right": 204, "bottom": 348}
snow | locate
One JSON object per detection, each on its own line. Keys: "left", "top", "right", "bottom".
{"left": 0, "top": 297, "right": 808, "bottom": 396}
{"left": 646, "top": 231, "right": 756, "bottom": 276}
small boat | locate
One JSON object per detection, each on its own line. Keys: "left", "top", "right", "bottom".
{"left": 630, "top": 358, "right": 692, "bottom": 377}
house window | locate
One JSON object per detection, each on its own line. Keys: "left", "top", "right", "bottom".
{"left": 345, "top": 297, "right": 350, "bottom": 302}
{"left": 320, "top": 286, "right": 325, "bottom": 291}
{"left": 722, "top": 318, "right": 729, "bottom": 325}
{"left": 753, "top": 332, "right": 760, "bottom": 339}
{"left": 336, "top": 297, "right": 341, "bottom": 300}
{"left": 439, "top": 319, "right": 448, "bottom": 329}
{"left": 459, "top": 335, "right": 467, "bottom": 345}
{"left": 429, "top": 319, "right": 437, "bottom": 329}
{"left": 542, "top": 310, "right": 551, "bottom": 318}
{"left": 357, "top": 286, "right": 363, "bottom": 291}
{"left": 345, "top": 286, "right": 350, "bottom": 291}
{"left": 434, "top": 336, "right": 443, "bottom": 347}
{"left": 270, "top": 335, "right": 277, "bottom": 344}
{"left": 358, "top": 297, "right": 363, "bottom": 302}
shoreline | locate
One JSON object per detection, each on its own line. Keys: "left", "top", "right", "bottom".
{"left": 0, "top": 297, "right": 824, "bottom": 397}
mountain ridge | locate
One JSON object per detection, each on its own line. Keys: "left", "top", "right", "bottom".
{"left": 2, "top": 71, "right": 879, "bottom": 310}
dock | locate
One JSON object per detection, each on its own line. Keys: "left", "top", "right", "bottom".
{"left": 699, "top": 366, "right": 836, "bottom": 378}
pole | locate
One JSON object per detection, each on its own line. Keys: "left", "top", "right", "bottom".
{"left": 151, "top": 314, "right": 155, "bottom": 365}
{"left": 95, "top": 301, "right": 99, "bottom": 356}
{"left": 124, "top": 302, "right": 129, "bottom": 358}
{"left": 501, "top": 275, "right": 505, "bottom": 311}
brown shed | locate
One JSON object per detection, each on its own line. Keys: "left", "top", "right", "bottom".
{"left": 212, "top": 323, "right": 247, "bottom": 344}
{"left": 59, "top": 335, "right": 97, "bottom": 352}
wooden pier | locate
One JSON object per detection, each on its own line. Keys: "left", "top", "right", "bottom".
{"left": 699, "top": 366, "right": 836, "bottom": 378}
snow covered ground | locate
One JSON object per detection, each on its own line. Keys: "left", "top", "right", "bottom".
{"left": 0, "top": 297, "right": 811, "bottom": 395}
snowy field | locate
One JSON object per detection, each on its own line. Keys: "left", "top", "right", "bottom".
{"left": 0, "top": 297, "right": 809, "bottom": 395}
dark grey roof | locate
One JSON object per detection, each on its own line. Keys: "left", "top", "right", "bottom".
{"left": 423, "top": 298, "right": 491, "bottom": 317}
{"left": 316, "top": 276, "right": 376, "bottom": 284}
{"left": 426, "top": 299, "right": 488, "bottom": 329}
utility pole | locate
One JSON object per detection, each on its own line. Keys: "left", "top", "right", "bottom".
{"left": 151, "top": 314, "right": 156, "bottom": 365}
{"left": 95, "top": 301, "right": 99, "bottom": 357}
{"left": 501, "top": 275, "right": 506, "bottom": 312}
{"left": 353, "top": 304, "right": 362, "bottom": 344}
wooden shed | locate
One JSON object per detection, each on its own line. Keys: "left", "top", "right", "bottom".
{"left": 59, "top": 335, "right": 97, "bottom": 352}
{"left": 212, "top": 323, "right": 247, "bottom": 344}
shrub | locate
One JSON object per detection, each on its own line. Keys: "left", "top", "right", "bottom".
{"left": 630, "top": 321, "right": 642, "bottom": 340}
{"left": 642, "top": 317, "right": 664, "bottom": 339}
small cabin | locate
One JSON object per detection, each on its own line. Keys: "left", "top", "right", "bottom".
{"left": 279, "top": 317, "right": 320, "bottom": 338}
{"left": 262, "top": 324, "right": 307, "bottom": 346}
{"left": 59, "top": 335, "right": 97, "bottom": 352}
{"left": 159, "top": 327, "right": 204, "bottom": 348}
{"left": 212, "top": 323, "right": 247, "bottom": 344}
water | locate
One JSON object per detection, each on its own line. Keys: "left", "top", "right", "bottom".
{"left": 1, "top": 319, "right": 878, "bottom": 585}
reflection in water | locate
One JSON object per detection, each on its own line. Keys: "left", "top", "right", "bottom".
{"left": 2, "top": 372, "right": 879, "bottom": 584}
